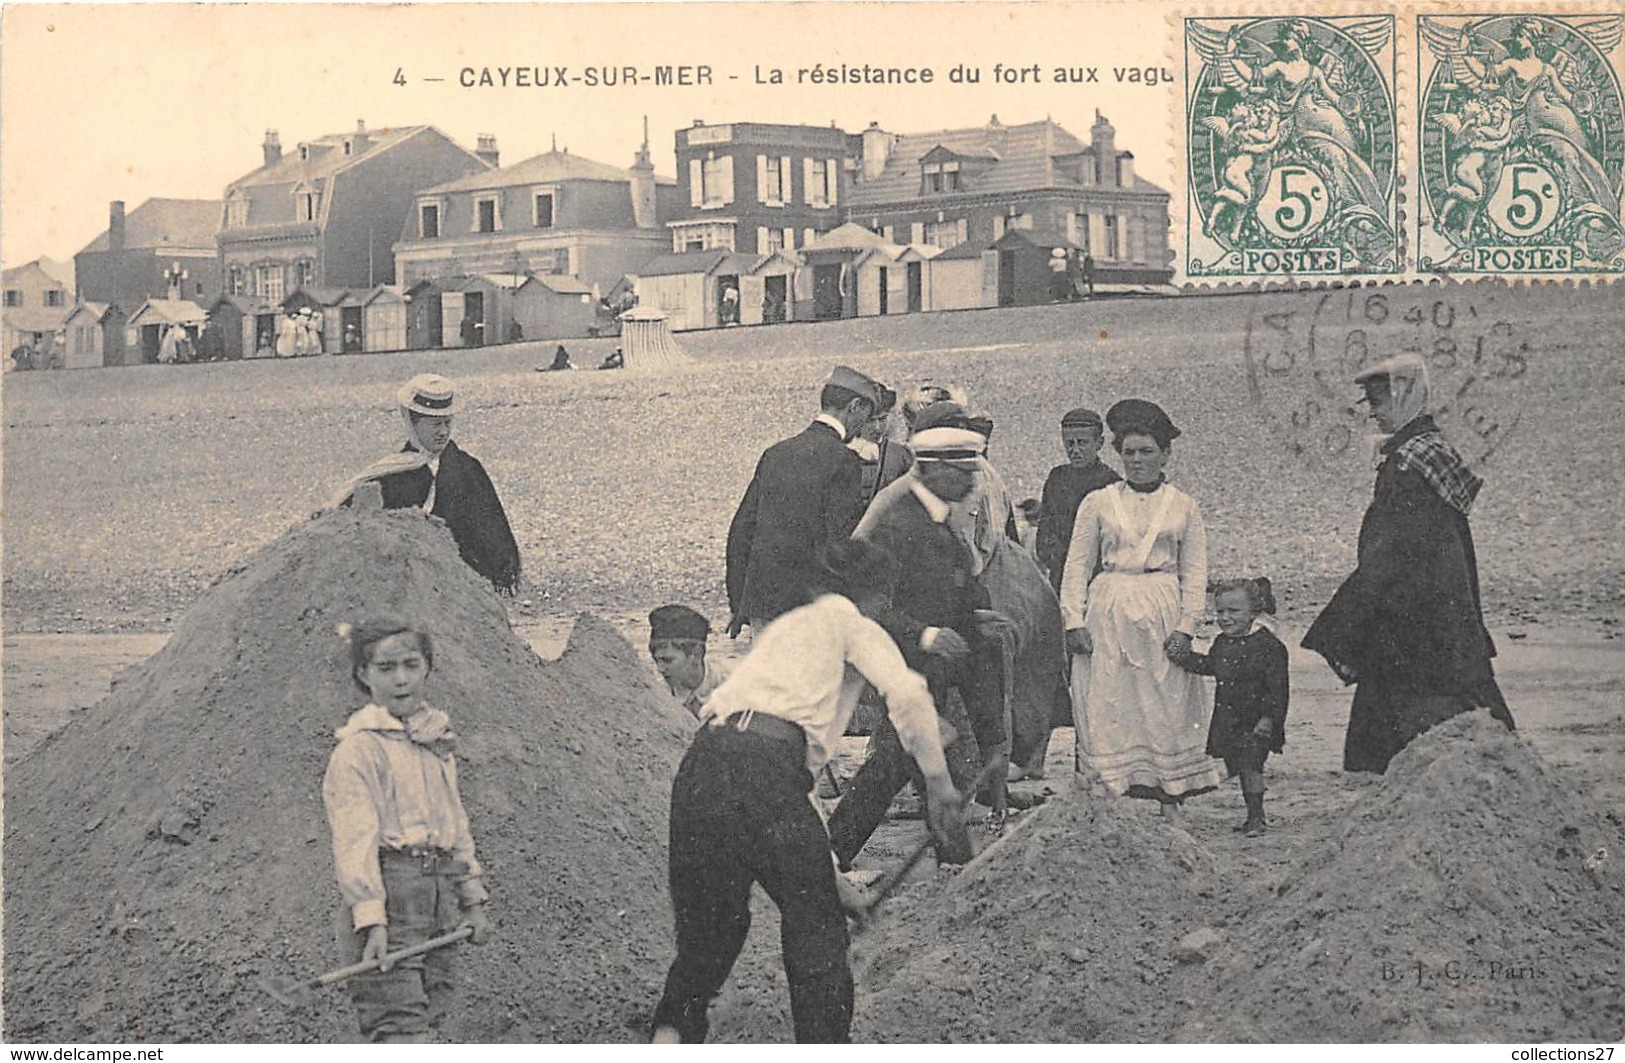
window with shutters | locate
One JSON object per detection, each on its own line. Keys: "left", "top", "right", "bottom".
{"left": 533, "top": 190, "right": 555, "bottom": 228}
{"left": 475, "top": 195, "right": 500, "bottom": 233}
{"left": 762, "top": 227, "right": 784, "bottom": 254}
{"left": 921, "top": 160, "right": 961, "bottom": 194}
{"left": 1103, "top": 215, "right": 1120, "bottom": 260}
{"left": 229, "top": 266, "right": 246, "bottom": 295}
{"left": 44, "top": 289, "right": 65, "bottom": 307}
{"left": 805, "top": 158, "right": 836, "bottom": 208}
{"left": 696, "top": 153, "right": 733, "bottom": 208}
{"left": 255, "top": 264, "right": 284, "bottom": 301}
{"left": 295, "top": 259, "right": 316, "bottom": 287}
{"left": 226, "top": 192, "right": 249, "bottom": 228}
{"left": 759, "top": 155, "right": 790, "bottom": 206}
{"left": 925, "top": 219, "right": 964, "bottom": 250}
{"left": 4, "top": 290, "right": 21, "bottom": 307}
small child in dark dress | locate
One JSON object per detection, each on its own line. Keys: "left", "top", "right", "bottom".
{"left": 1167, "top": 577, "right": 1289, "bottom": 835}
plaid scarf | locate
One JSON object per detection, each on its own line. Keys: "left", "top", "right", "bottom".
{"left": 1388, "top": 419, "right": 1482, "bottom": 516}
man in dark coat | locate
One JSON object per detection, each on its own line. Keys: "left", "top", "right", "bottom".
{"left": 1035, "top": 407, "right": 1121, "bottom": 594}
{"left": 331, "top": 374, "right": 522, "bottom": 595}
{"left": 725, "top": 366, "right": 884, "bottom": 633}
{"left": 828, "top": 425, "right": 1009, "bottom": 868}
{"left": 1302, "top": 354, "right": 1513, "bottom": 773}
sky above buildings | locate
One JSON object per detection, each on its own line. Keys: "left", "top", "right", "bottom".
{"left": 0, "top": 2, "right": 1179, "bottom": 268}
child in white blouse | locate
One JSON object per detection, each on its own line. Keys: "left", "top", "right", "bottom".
{"left": 322, "top": 618, "right": 491, "bottom": 1042}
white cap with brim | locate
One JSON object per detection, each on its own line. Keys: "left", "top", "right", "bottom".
{"left": 397, "top": 373, "right": 458, "bottom": 416}
{"left": 1353, "top": 352, "right": 1426, "bottom": 386}
{"left": 911, "top": 426, "right": 986, "bottom": 465}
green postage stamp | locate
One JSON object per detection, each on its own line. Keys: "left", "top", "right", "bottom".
{"left": 1417, "top": 13, "right": 1625, "bottom": 276}
{"left": 1184, "top": 15, "right": 1401, "bottom": 279}
{"left": 1179, "top": 8, "right": 1625, "bottom": 282}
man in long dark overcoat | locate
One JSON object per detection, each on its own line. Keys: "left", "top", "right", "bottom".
{"left": 725, "top": 366, "right": 885, "bottom": 633}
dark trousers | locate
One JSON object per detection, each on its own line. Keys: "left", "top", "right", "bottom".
{"left": 828, "top": 643, "right": 1004, "bottom": 868}
{"left": 340, "top": 850, "right": 463, "bottom": 1043}
{"left": 653, "top": 725, "right": 854, "bottom": 1043}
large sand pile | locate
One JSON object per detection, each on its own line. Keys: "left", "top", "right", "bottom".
{"left": 3, "top": 508, "right": 694, "bottom": 1042}
{"left": 1173, "top": 711, "right": 1625, "bottom": 1042}
{"left": 849, "top": 712, "right": 1623, "bottom": 1043}
{"left": 851, "top": 785, "right": 1223, "bottom": 1042}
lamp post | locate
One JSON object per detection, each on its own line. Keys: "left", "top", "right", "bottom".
{"left": 163, "top": 261, "right": 189, "bottom": 301}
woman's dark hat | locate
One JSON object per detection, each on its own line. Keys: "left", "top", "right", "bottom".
{"left": 1105, "top": 398, "right": 1180, "bottom": 441}
{"left": 817, "top": 539, "right": 899, "bottom": 598}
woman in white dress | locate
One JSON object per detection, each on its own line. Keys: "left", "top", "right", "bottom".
{"left": 1060, "top": 399, "right": 1220, "bottom": 816}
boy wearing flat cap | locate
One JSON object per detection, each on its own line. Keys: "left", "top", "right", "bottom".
{"left": 648, "top": 605, "right": 731, "bottom": 719}
{"left": 1036, "top": 407, "right": 1121, "bottom": 594}
{"left": 725, "top": 366, "right": 885, "bottom": 634}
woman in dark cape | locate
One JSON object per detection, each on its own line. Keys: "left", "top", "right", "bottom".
{"left": 1303, "top": 354, "right": 1513, "bottom": 773}
{"left": 331, "top": 374, "right": 522, "bottom": 595}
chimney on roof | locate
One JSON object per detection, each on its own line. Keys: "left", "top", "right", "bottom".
{"left": 108, "top": 201, "right": 127, "bottom": 254}
{"left": 1117, "top": 150, "right": 1135, "bottom": 188}
{"left": 351, "top": 119, "right": 371, "bottom": 155}
{"left": 860, "top": 121, "right": 893, "bottom": 181}
{"left": 263, "top": 129, "right": 282, "bottom": 166}
{"left": 630, "top": 116, "right": 657, "bottom": 229}
{"left": 693, "top": 119, "right": 704, "bottom": 128}
{"left": 1091, "top": 111, "right": 1117, "bottom": 184}
{"left": 985, "top": 114, "right": 1008, "bottom": 156}
{"left": 476, "top": 134, "right": 499, "bottom": 168}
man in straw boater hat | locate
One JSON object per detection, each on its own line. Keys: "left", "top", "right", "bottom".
{"left": 827, "top": 420, "right": 1012, "bottom": 870}
{"left": 647, "top": 604, "right": 731, "bottom": 720}
{"left": 331, "top": 374, "right": 522, "bottom": 595}
{"left": 1303, "top": 352, "right": 1514, "bottom": 774}
{"left": 725, "top": 365, "right": 888, "bottom": 636}
{"left": 650, "top": 538, "right": 961, "bottom": 1044}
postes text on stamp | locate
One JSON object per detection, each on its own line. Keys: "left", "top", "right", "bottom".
{"left": 1185, "top": 15, "right": 1400, "bottom": 280}
{"left": 1417, "top": 13, "right": 1625, "bottom": 277}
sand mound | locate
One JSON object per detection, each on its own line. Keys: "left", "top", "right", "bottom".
{"left": 3, "top": 508, "right": 694, "bottom": 1042}
{"left": 851, "top": 785, "right": 1222, "bottom": 1042}
{"left": 1173, "top": 711, "right": 1625, "bottom": 1042}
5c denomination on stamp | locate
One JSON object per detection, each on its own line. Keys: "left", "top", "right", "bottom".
{"left": 1185, "top": 15, "right": 1400, "bottom": 280}
{"left": 1417, "top": 13, "right": 1625, "bottom": 277}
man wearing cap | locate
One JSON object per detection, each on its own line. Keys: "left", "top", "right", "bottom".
{"left": 1303, "top": 354, "right": 1513, "bottom": 773}
{"left": 828, "top": 423, "right": 1010, "bottom": 868}
{"left": 648, "top": 604, "right": 731, "bottom": 720}
{"left": 1036, "top": 407, "right": 1122, "bottom": 595}
{"left": 330, "top": 374, "right": 522, "bottom": 595}
{"left": 651, "top": 539, "right": 961, "bottom": 1044}
{"left": 725, "top": 366, "right": 884, "bottom": 633}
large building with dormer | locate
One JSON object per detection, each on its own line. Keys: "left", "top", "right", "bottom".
{"left": 216, "top": 122, "right": 492, "bottom": 300}
{"left": 844, "top": 112, "right": 1172, "bottom": 284}
{"left": 393, "top": 129, "right": 681, "bottom": 295}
